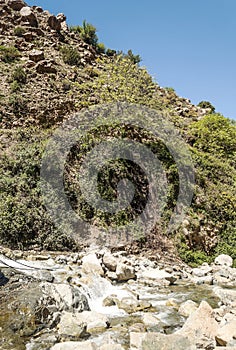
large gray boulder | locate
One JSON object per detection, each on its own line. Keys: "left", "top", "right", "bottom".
{"left": 215, "top": 254, "right": 233, "bottom": 267}
{"left": 20, "top": 6, "right": 38, "bottom": 27}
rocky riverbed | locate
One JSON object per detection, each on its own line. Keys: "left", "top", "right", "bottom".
{"left": 0, "top": 247, "right": 236, "bottom": 350}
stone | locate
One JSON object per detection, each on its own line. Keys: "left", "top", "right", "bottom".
{"left": 50, "top": 340, "right": 98, "bottom": 350}
{"left": 214, "top": 287, "right": 236, "bottom": 306}
{"left": 100, "top": 345, "right": 125, "bottom": 350}
{"left": 56, "top": 13, "right": 66, "bottom": 23}
{"left": 40, "top": 282, "right": 90, "bottom": 312}
{"left": 81, "top": 253, "right": 104, "bottom": 276}
{"left": 103, "top": 252, "right": 117, "bottom": 272}
{"left": 192, "top": 264, "right": 212, "bottom": 277}
{"left": 47, "top": 15, "right": 61, "bottom": 31}
{"left": 7, "top": 0, "right": 25, "bottom": 11}
{"left": 142, "top": 313, "right": 161, "bottom": 327}
{"left": 130, "top": 332, "right": 197, "bottom": 350}
{"left": 20, "top": 6, "right": 38, "bottom": 27}
{"left": 216, "top": 319, "right": 236, "bottom": 346}
{"left": 116, "top": 262, "right": 136, "bottom": 282}
{"left": 116, "top": 296, "right": 151, "bottom": 314}
{"left": 76, "top": 310, "right": 109, "bottom": 333}
{"left": 177, "top": 301, "right": 219, "bottom": 348}
{"left": 139, "top": 268, "right": 176, "bottom": 285}
{"left": 29, "top": 49, "right": 44, "bottom": 63}
{"left": 36, "top": 60, "right": 57, "bottom": 74}
{"left": 178, "top": 300, "right": 198, "bottom": 317}
{"left": 57, "top": 310, "right": 109, "bottom": 336}
{"left": 215, "top": 254, "right": 233, "bottom": 267}
{"left": 57, "top": 312, "right": 87, "bottom": 337}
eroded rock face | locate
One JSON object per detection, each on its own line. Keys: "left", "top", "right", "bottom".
{"left": 20, "top": 6, "right": 38, "bottom": 27}
{"left": 7, "top": 0, "right": 26, "bottom": 11}
{"left": 47, "top": 15, "right": 61, "bottom": 31}
{"left": 29, "top": 49, "right": 44, "bottom": 62}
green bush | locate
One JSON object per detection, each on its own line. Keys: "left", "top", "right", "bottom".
{"left": 0, "top": 45, "right": 20, "bottom": 63}
{"left": 14, "top": 27, "right": 26, "bottom": 37}
{"left": 96, "top": 42, "right": 106, "bottom": 54}
{"left": 126, "top": 49, "right": 141, "bottom": 64}
{"left": 197, "top": 100, "right": 215, "bottom": 113}
{"left": 71, "top": 20, "right": 98, "bottom": 47}
{"left": 10, "top": 80, "right": 20, "bottom": 92}
{"left": 12, "top": 66, "right": 27, "bottom": 83}
{"left": 60, "top": 45, "right": 81, "bottom": 66}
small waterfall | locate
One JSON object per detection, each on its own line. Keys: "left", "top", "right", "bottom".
{"left": 77, "top": 274, "right": 128, "bottom": 316}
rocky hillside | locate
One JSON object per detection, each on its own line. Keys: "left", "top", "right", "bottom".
{"left": 0, "top": 0, "right": 236, "bottom": 266}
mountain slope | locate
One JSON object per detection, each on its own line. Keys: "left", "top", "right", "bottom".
{"left": 0, "top": 0, "right": 235, "bottom": 266}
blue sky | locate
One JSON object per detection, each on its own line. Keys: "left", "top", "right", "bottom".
{"left": 27, "top": 0, "right": 236, "bottom": 120}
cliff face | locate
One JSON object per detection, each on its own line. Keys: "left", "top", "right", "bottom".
{"left": 0, "top": 0, "right": 235, "bottom": 266}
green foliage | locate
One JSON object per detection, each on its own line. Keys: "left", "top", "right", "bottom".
{"left": 14, "top": 26, "right": 26, "bottom": 37}
{"left": 8, "top": 93, "right": 28, "bottom": 116}
{"left": 76, "top": 55, "right": 156, "bottom": 108}
{"left": 12, "top": 66, "right": 27, "bottom": 83}
{"left": 178, "top": 239, "right": 212, "bottom": 267}
{"left": 0, "top": 128, "right": 77, "bottom": 250}
{"left": 10, "top": 80, "right": 20, "bottom": 92}
{"left": 189, "top": 114, "right": 236, "bottom": 159}
{"left": 60, "top": 45, "right": 81, "bottom": 66}
{"left": 126, "top": 49, "right": 142, "bottom": 64}
{"left": 197, "top": 100, "right": 215, "bottom": 113}
{"left": 106, "top": 48, "right": 117, "bottom": 56}
{"left": 0, "top": 45, "right": 20, "bottom": 63}
{"left": 71, "top": 20, "right": 98, "bottom": 47}
{"left": 165, "top": 87, "right": 175, "bottom": 93}
{"left": 96, "top": 42, "right": 106, "bottom": 54}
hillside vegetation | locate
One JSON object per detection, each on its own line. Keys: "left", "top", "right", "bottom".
{"left": 0, "top": 0, "right": 235, "bottom": 266}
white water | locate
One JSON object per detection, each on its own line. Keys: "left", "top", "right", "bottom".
{"left": 77, "top": 274, "right": 129, "bottom": 316}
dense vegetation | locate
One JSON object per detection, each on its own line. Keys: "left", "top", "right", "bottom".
{"left": 0, "top": 11, "right": 235, "bottom": 266}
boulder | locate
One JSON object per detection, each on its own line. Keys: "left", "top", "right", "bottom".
{"left": 47, "top": 15, "right": 61, "bottom": 31}
{"left": 7, "top": 0, "right": 26, "bottom": 11}
{"left": 177, "top": 301, "right": 219, "bottom": 348}
{"left": 29, "top": 49, "right": 44, "bottom": 63}
{"left": 57, "top": 312, "right": 87, "bottom": 338}
{"left": 103, "top": 252, "right": 117, "bottom": 272}
{"left": 50, "top": 340, "right": 98, "bottom": 350}
{"left": 20, "top": 6, "right": 38, "bottom": 27}
{"left": 130, "top": 332, "right": 197, "bottom": 350}
{"left": 116, "top": 296, "right": 151, "bottom": 314}
{"left": 57, "top": 310, "right": 109, "bottom": 336}
{"left": 40, "top": 282, "right": 90, "bottom": 312}
{"left": 81, "top": 253, "right": 104, "bottom": 276}
{"left": 215, "top": 254, "right": 233, "bottom": 267}
{"left": 139, "top": 268, "right": 176, "bottom": 286}
{"left": 36, "top": 60, "right": 57, "bottom": 74}
{"left": 116, "top": 262, "right": 136, "bottom": 282}
{"left": 216, "top": 319, "right": 236, "bottom": 346}
{"left": 56, "top": 13, "right": 66, "bottom": 23}
{"left": 178, "top": 300, "right": 198, "bottom": 317}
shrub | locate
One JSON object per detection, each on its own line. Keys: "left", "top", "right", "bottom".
{"left": 71, "top": 20, "right": 98, "bottom": 47}
{"left": 12, "top": 66, "right": 27, "bottom": 83}
{"left": 14, "top": 26, "right": 26, "bottom": 37}
{"left": 10, "top": 80, "right": 20, "bottom": 92}
{"left": 126, "top": 49, "right": 141, "bottom": 64}
{"left": 197, "top": 100, "right": 215, "bottom": 113}
{"left": 60, "top": 45, "right": 81, "bottom": 66}
{"left": 96, "top": 42, "right": 106, "bottom": 54}
{"left": 106, "top": 48, "right": 117, "bottom": 56}
{"left": 0, "top": 45, "right": 20, "bottom": 63}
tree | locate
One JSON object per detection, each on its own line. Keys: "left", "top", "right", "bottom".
{"left": 197, "top": 100, "right": 215, "bottom": 113}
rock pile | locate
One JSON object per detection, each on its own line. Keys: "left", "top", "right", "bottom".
{"left": 0, "top": 248, "right": 236, "bottom": 349}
